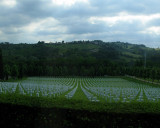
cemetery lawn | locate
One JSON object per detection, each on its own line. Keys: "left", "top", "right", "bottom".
{"left": 0, "top": 77, "right": 160, "bottom": 114}
{"left": 1, "top": 77, "right": 160, "bottom": 127}
{"left": 0, "top": 93, "right": 160, "bottom": 114}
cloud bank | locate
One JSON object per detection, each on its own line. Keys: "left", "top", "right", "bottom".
{"left": 0, "top": 0, "right": 160, "bottom": 47}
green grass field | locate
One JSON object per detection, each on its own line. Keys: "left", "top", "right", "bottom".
{"left": 1, "top": 77, "right": 160, "bottom": 113}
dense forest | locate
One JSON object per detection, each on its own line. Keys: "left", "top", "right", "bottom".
{"left": 0, "top": 40, "right": 160, "bottom": 81}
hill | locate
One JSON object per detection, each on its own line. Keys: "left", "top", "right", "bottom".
{"left": 0, "top": 41, "right": 160, "bottom": 80}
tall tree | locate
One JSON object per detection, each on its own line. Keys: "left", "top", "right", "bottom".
{"left": 157, "top": 68, "right": 160, "bottom": 82}
{"left": 0, "top": 49, "right": 4, "bottom": 80}
{"left": 11, "top": 65, "right": 19, "bottom": 79}
{"left": 4, "top": 64, "right": 10, "bottom": 80}
{"left": 18, "top": 63, "right": 24, "bottom": 78}
{"left": 150, "top": 68, "right": 156, "bottom": 82}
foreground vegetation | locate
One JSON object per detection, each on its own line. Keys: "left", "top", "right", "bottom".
{"left": 1, "top": 102, "right": 160, "bottom": 128}
{"left": 1, "top": 94, "right": 160, "bottom": 114}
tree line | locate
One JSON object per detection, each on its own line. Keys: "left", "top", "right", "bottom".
{"left": 0, "top": 41, "right": 160, "bottom": 82}
{"left": 1, "top": 55, "right": 160, "bottom": 82}
{"left": 0, "top": 49, "right": 4, "bottom": 79}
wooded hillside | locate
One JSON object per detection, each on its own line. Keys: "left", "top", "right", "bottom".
{"left": 0, "top": 40, "right": 160, "bottom": 81}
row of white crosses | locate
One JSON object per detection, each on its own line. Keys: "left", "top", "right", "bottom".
{"left": 1, "top": 77, "right": 160, "bottom": 103}
{"left": 144, "top": 87, "right": 160, "bottom": 102}
{"left": 65, "top": 82, "right": 78, "bottom": 99}
{"left": 80, "top": 81, "right": 99, "bottom": 102}
{"left": 0, "top": 82, "right": 17, "bottom": 94}
{"left": 85, "top": 78, "right": 140, "bottom": 103}
{"left": 82, "top": 78, "right": 160, "bottom": 103}
{"left": 19, "top": 77, "right": 75, "bottom": 97}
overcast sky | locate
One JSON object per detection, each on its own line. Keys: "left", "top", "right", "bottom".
{"left": 0, "top": 0, "right": 160, "bottom": 47}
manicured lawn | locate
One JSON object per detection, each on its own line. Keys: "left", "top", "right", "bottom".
{"left": 1, "top": 77, "right": 160, "bottom": 113}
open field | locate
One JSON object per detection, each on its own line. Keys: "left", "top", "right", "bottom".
{"left": 1, "top": 77, "right": 160, "bottom": 127}
{"left": 1, "top": 77, "right": 160, "bottom": 113}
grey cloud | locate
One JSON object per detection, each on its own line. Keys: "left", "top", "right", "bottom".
{"left": 37, "top": 29, "right": 66, "bottom": 36}
{"left": 15, "top": 0, "right": 52, "bottom": 18}
{"left": 0, "top": 14, "right": 31, "bottom": 28}
{"left": 60, "top": 17, "right": 105, "bottom": 34}
{"left": 0, "top": 0, "right": 159, "bottom": 47}
{"left": 147, "top": 18, "right": 160, "bottom": 27}
{"left": 89, "top": 0, "right": 160, "bottom": 15}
